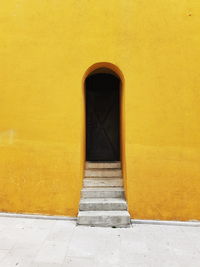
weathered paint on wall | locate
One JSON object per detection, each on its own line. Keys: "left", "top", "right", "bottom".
{"left": 0, "top": 0, "right": 200, "bottom": 220}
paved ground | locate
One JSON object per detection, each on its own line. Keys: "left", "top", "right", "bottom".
{"left": 0, "top": 216, "right": 200, "bottom": 267}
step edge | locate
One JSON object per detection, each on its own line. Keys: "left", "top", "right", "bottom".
{"left": 84, "top": 178, "right": 123, "bottom": 180}
{"left": 80, "top": 198, "right": 127, "bottom": 203}
{"left": 81, "top": 187, "right": 124, "bottom": 191}
{"left": 78, "top": 210, "right": 130, "bottom": 215}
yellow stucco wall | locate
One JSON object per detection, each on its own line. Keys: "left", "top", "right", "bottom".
{"left": 1, "top": 0, "right": 200, "bottom": 220}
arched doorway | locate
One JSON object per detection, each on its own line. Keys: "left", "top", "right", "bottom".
{"left": 78, "top": 65, "right": 130, "bottom": 227}
{"left": 85, "top": 69, "right": 121, "bottom": 162}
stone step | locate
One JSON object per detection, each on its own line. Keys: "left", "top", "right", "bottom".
{"left": 85, "top": 162, "right": 121, "bottom": 169}
{"left": 85, "top": 169, "right": 122, "bottom": 178}
{"left": 79, "top": 198, "right": 127, "bottom": 211}
{"left": 77, "top": 210, "right": 131, "bottom": 227}
{"left": 81, "top": 187, "right": 124, "bottom": 198}
{"left": 83, "top": 178, "right": 123, "bottom": 187}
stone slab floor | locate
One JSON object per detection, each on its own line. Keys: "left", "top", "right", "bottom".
{"left": 0, "top": 216, "right": 200, "bottom": 267}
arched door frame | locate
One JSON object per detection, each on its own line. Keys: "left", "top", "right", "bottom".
{"left": 81, "top": 62, "right": 126, "bottom": 177}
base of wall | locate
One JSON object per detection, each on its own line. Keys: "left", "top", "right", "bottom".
{"left": 132, "top": 219, "right": 200, "bottom": 227}
{"left": 0, "top": 212, "right": 76, "bottom": 221}
{"left": 0, "top": 212, "right": 200, "bottom": 227}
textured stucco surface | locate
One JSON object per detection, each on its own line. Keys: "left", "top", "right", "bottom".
{"left": 0, "top": 0, "right": 200, "bottom": 220}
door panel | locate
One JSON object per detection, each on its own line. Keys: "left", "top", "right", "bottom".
{"left": 86, "top": 73, "right": 120, "bottom": 161}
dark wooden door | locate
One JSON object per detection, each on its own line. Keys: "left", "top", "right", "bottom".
{"left": 86, "top": 73, "right": 120, "bottom": 161}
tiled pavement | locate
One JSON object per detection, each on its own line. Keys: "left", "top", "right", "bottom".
{"left": 0, "top": 216, "right": 200, "bottom": 267}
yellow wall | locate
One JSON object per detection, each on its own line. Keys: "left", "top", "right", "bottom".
{"left": 1, "top": 0, "right": 200, "bottom": 220}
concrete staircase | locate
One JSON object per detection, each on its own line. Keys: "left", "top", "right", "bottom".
{"left": 77, "top": 162, "right": 131, "bottom": 227}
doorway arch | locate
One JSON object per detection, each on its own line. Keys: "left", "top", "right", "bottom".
{"left": 84, "top": 65, "right": 122, "bottom": 162}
